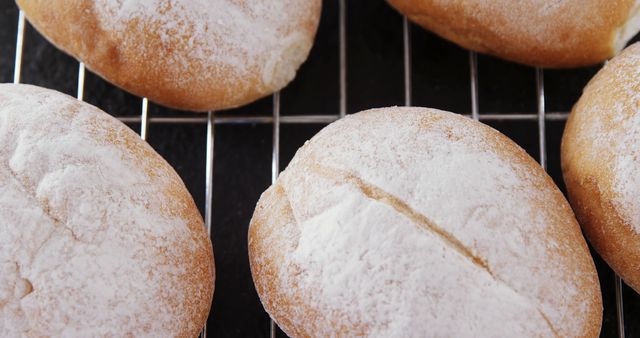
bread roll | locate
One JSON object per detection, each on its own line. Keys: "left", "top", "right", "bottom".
{"left": 15, "top": 0, "right": 321, "bottom": 112}
{"left": 387, "top": 0, "right": 640, "bottom": 68}
{"left": 562, "top": 42, "right": 640, "bottom": 293}
{"left": 0, "top": 84, "right": 214, "bottom": 337}
{"left": 248, "top": 107, "right": 601, "bottom": 337}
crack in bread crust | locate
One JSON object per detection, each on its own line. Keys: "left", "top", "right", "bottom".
{"left": 539, "top": 309, "right": 561, "bottom": 338}
{"left": 4, "top": 163, "right": 80, "bottom": 246}
{"left": 310, "top": 164, "right": 560, "bottom": 337}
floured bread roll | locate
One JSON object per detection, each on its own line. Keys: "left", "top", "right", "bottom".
{"left": 248, "top": 107, "right": 602, "bottom": 337}
{"left": 15, "top": 0, "right": 322, "bottom": 111}
{"left": 563, "top": 43, "right": 640, "bottom": 293}
{"left": 0, "top": 84, "right": 214, "bottom": 337}
{"left": 387, "top": 0, "right": 640, "bottom": 68}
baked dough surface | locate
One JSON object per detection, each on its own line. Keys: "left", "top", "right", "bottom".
{"left": 563, "top": 42, "right": 640, "bottom": 293}
{"left": 0, "top": 84, "right": 214, "bottom": 337}
{"left": 387, "top": 0, "right": 640, "bottom": 67}
{"left": 16, "top": 0, "right": 322, "bottom": 111}
{"left": 250, "top": 107, "right": 602, "bottom": 337}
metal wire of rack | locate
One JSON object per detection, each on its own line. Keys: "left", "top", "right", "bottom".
{"left": 8, "top": 1, "right": 629, "bottom": 337}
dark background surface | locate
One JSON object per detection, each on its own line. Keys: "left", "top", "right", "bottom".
{"left": 1, "top": 0, "right": 639, "bottom": 337}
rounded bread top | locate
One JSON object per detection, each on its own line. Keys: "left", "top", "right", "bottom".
{"left": 16, "top": 0, "right": 322, "bottom": 111}
{"left": 562, "top": 42, "right": 640, "bottom": 292}
{"left": 249, "top": 107, "right": 601, "bottom": 337}
{"left": 0, "top": 84, "right": 214, "bottom": 337}
{"left": 387, "top": 0, "right": 640, "bottom": 67}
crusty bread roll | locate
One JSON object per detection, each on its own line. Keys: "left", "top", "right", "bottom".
{"left": 562, "top": 43, "right": 640, "bottom": 293}
{"left": 0, "top": 84, "right": 214, "bottom": 337}
{"left": 15, "top": 0, "right": 321, "bottom": 112}
{"left": 248, "top": 107, "right": 602, "bottom": 337}
{"left": 387, "top": 0, "right": 640, "bottom": 68}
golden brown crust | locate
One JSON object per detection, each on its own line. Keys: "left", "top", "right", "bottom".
{"left": 248, "top": 184, "right": 362, "bottom": 338}
{"left": 496, "top": 126, "right": 602, "bottom": 338}
{"left": 250, "top": 107, "right": 602, "bottom": 337}
{"left": 90, "top": 92, "right": 215, "bottom": 336}
{"left": 16, "top": 0, "right": 321, "bottom": 112}
{"left": 562, "top": 43, "right": 640, "bottom": 293}
{"left": 123, "top": 133, "right": 215, "bottom": 338}
{"left": 387, "top": 0, "right": 639, "bottom": 68}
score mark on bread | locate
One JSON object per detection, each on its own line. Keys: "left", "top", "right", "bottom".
{"left": 309, "top": 164, "right": 563, "bottom": 337}
{"left": 248, "top": 107, "right": 602, "bottom": 337}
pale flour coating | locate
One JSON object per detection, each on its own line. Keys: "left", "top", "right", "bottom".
{"left": 249, "top": 107, "right": 601, "bottom": 337}
{"left": 0, "top": 84, "right": 214, "bottom": 337}
{"left": 93, "top": 0, "right": 315, "bottom": 89}
{"left": 570, "top": 44, "right": 640, "bottom": 233}
{"left": 562, "top": 42, "right": 640, "bottom": 293}
{"left": 16, "top": 0, "right": 322, "bottom": 111}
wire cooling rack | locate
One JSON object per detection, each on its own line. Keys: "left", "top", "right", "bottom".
{"left": 5, "top": 1, "right": 635, "bottom": 337}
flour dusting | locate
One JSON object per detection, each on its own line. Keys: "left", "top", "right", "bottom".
{"left": 251, "top": 107, "right": 599, "bottom": 337}
{"left": 93, "top": 0, "right": 319, "bottom": 91}
{"left": 0, "top": 84, "right": 212, "bottom": 337}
